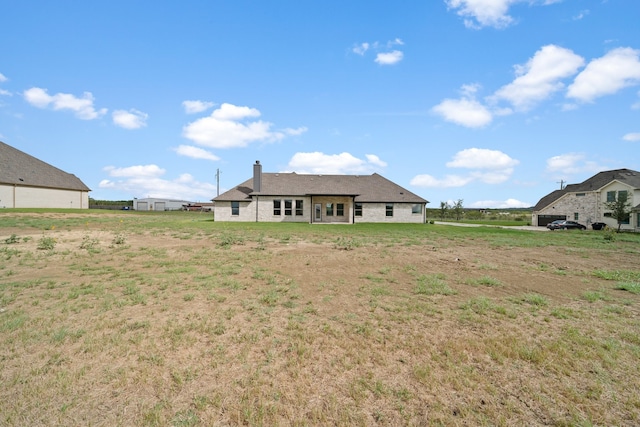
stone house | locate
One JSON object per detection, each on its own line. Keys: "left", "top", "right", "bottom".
{"left": 213, "top": 161, "right": 428, "bottom": 224}
{"left": 532, "top": 169, "right": 640, "bottom": 231}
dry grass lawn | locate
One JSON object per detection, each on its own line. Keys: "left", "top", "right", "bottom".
{"left": 1, "top": 211, "right": 640, "bottom": 426}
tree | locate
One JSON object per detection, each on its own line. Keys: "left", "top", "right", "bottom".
{"left": 452, "top": 199, "right": 464, "bottom": 221}
{"left": 604, "top": 191, "right": 632, "bottom": 232}
{"left": 439, "top": 201, "right": 449, "bottom": 220}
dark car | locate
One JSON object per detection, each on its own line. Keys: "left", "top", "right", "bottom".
{"left": 546, "top": 220, "right": 586, "bottom": 230}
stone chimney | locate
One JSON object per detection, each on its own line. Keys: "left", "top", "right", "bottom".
{"left": 253, "top": 160, "right": 262, "bottom": 192}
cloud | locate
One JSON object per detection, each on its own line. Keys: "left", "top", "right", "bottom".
{"left": 445, "top": 0, "right": 516, "bottom": 29}
{"left": 492, "top": 45, "right": 585, "bottom": 111}
{"left": 622, "top": 133, "right": 640, "bottom": 142}
{"left": 545, "top": 153, "right": 605, "bottom": 176}
{"left": 0, "top": 73, "right": 9, "bottom": 95}
{"left": 567, "top": 47, "right": 640, "bottom": 103}
{"left": 445, "top": 0, "right": 561, "bottom": 29}
{"left": 183, "top": 100, "right": 215, "bottom": 114}
{"left": 100, "top": 164, "right": 216, "bottom": 200}
{"left": 23, "top": 87, "right": 107, "bottom": 120}
{"left": 468, "top": 198, "right": 532, "bottom": 208}
{"left": 112, "top": 109, "right": 148, "bottom": 129}
{"left": 286, "top": 152, "right": 387, "bottom": 174}
{"left": 573, "top": 9, "right": 590, "bottom": 20}
{"left": 174, "top": 145, "right": 220, "bottom": 161}
{"left": 353, "top": 39, "right": 405, "bottom": 65}
{"left": 103, "top": 164, "right": 165, "bottom": 178}
{"left": 375, "top": 51, "right": 404, "bottom": 65}
{"left": 182, "top": 102, "right": 306, "bottom": 148}
{"left": 411, "top": 148, "right": 518, "bottom": 188}
{"left": 410, "top": 174, "right": 474, "bottom": 188}
{"left": 446, "top": 148, "right": 519, "bottom": 169}
{"left": 353, "top": 42, "right": 370, "bottom": 55}
{"left": 432, "top": 97, "right": 493, "bottom": 128}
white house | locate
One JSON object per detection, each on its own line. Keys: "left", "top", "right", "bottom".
{"left": 532, "top": 169, "right": 640, "bottom": 231}
{"left": 213, "top": 161, "right": 428, "bottom": 224}
{"left": 133, "top": 198, "right": 195, "bottom": 211}
{"left": 0, "top": 141, "right": 90, "bottom": 209}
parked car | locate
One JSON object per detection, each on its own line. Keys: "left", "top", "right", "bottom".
{"left": 591, "top": 222, "right": 606, "bottom": 230}
{"left": 546, "top": 220, "right": 586, "bottom": 230}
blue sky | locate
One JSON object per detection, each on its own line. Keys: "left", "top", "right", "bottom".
{"left": 1, "top": 1, "right": 639, "bottom": 208}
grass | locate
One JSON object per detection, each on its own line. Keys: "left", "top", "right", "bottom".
{"left": 0, "top": 210, "right": 639, "bottom": 425}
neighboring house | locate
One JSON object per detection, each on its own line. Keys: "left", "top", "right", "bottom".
{"left": 133, "top": 198, "right": 194, "bottom": 211}
{"left": 213, "top": 161, "right": 428, "bottom": 224}
{"left": 532, "top": 168, "right": 640, "bottom": 231}
{"left": 0, "top": 141, "right": 90, "bottom": 209}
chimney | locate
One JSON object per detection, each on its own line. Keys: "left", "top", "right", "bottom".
{"left": 253, "top": 160, "right": 262, "bottom": 192}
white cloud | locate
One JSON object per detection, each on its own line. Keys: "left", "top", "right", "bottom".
{"left": 567, "top": 47, "right": 640, "bottom": 102}
{"left": 182, "top": 100, "right": 215, "bottom": 114}
{"left": 112, "top": 109, "right": 148, "bottom": 129}
{"left": 365, "top": 154, "right": 387, "bottom": 168}
{"left": 445, "top": 0, "right": 561, "bottom": 29}
{"left": 622, "top": 133, "right": 640, "bottom": 142}
{"left": 286, "top": 152, "right": 387, "bottom": 174}
{"left": 0, "top": 73, "right": 7, "bottom": 82}
{"left": 23, "top": 87, "right": 107, "bottom": 120}
{"left": 411, "top": 148, "right": 518, "bottom": 188}
{"left": 353, "top": 39, "right": 405, "bottom": 64}
{"left": 353, "top": 42, "right": 370, "bottom": 55}
{"left": 446, "top": 148, "right": 519, "bottom": 169}
{"left": 573, "top": 9, "right": 589, "bottom": 20}
{"left": 0, "top": 89, "right": 10, "bottom": 96}
{"left": 103, "top": 164, "right": 165, "bottom": 178}
{"left": 492, "top": 45, "right": 585, "bottom": 111}
{"left": 375, "top": 51, "right": 404, "bottom": 65}
{"left": 445, "top": 0, "right": 516, "bottom": 29}
{"left": 174, "top": 145, "right": 220, "bottom": 161}
{"left": 469, "top": 198, "right": 531, "bottom": 208}
{"left": 182, "top": 102, "right": 305, "bottom": 148}
{"left": 100, "top": 164, "right": 215, "bottom": 200}
{"left": 431, "top": 98, "right": 493, "bottom": 128}
{"left": 545, "top": 153, "right": 604, "bottom": 176}
{"left": 410, "top": 174, "right": 474, "bottom": 188}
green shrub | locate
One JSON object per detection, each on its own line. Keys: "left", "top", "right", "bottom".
{"left": 37, "top": 235, "right": 56, "bottom": 250}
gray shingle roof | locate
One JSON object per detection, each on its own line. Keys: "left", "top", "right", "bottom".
{"left": 533, "top": 168, "right": 640, "bottom": 211}
{"left": 215, "top": 172, "right": 427, "bottom": 204}
{"left": 0, "top": 141, "right": 91, "bottom": 191}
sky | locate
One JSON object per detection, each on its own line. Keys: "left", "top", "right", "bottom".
{"left": 1, "top": 0, "right": 639, "bottom": 208}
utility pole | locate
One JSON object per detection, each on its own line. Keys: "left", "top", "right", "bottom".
{"left": 557, "top": 179, "right": 566, "bottom": 190}
{"left": 216, "top": 168, "right": 221, "bottom": 197}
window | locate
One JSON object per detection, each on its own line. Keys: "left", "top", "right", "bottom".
{"left": 336, "top": 203, "right": 344, "bottom": 216}
{"left": 618, "top": 190, "right": 628, "bottom": 201}
{"left": 574, "top": 212, "right": 579, "bottom": 221}
{"left": 326, "top": 203, "right": 333, "bottom": 216}
{"left": 604, "top": 212, "right": 612, "bottom": 218}
{"left": 576, "top": 193, "right": 585, "bottom": 197}
{"left": 606, "top": 191, "right": 616, "bottom": 202}
{"left": 295, "top": 200, "right": 303, "bottom": 216}
{"left": 231, "top": 201, "right": 239, "bottom": 216}
{"left": 284, "top": 199, "right": 292, "bottom": 216}
{"left": 386, "top": 203, "right": 394, "bottom": 217}
{"left": 355, "top": 203, "right": 362, "bottom": 217}
{"left": 621, "top": 213, "right": 630, "bottom": 224}
{"left": 412, "top": 204, "right": 422, "bottom": 214}
{"left": 273, "top": 200, "right": 281, "bottom": 216}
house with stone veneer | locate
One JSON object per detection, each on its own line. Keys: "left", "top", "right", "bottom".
{"left": 0, "top": 141, "right": 90, "bottom": 209}
{"left": 532, "top": 168, "right": 640, "bottom": 231}
{"left": 213, "top": 161, "right": 428, "bottom": 224}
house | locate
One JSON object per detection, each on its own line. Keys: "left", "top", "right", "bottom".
{"left": 0, "top": 141, "right": 90, "bottom": 209}
{"left": 213, "top": 161, "right": 428, "bottom": 224}
{"left": 133, "top": 198, "right": 195, "bottom": 211}
{"left": 532, "top": 168, "right": 640, "bottom": 231}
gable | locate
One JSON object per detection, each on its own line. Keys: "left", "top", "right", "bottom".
{"left": 0, "top": 141, "right": 90, "bottom": 191}
{"left": 215, "top": 172, "right": 427, "bottom": 204}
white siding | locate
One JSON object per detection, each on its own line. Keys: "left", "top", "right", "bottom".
{"left": 0, "top": 185, "right": 89, "bottom": 209}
